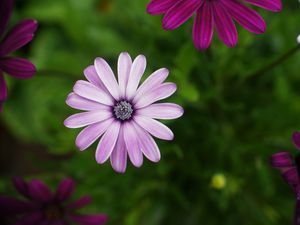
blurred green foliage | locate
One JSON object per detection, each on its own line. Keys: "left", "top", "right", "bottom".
{"left": 1, "top": 0, "right": 300, "bottom": 224}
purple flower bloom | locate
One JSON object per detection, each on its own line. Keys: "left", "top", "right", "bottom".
{"left": 0, "top": 177, "right": 108, "bottom": 225}
{"left": 147, "top": 0, "right": 282, "bottom": 50}
{"left": 64, "top": 52, "right": 184, "bottom": 173}
{"left": 271, "top": 132, "right": 300, "bottom": 225}
{"left": 0, "top": 0, "right": 38, "bottom": 111}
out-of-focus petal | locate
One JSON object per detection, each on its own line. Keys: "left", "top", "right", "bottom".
{"left": 66, "top": 93, "right": 111, "bottom": 111}
{"left": 69, "top": 214, "right": 108, "bottom": 225}
{"left": 134, "top": 115, "right": 174, "bottom": 140}
{"left": 0, "top": 19, "right": 38, "bottom": 56}
{"left": 0, "top": 0, "right": 14, "bottom": 38}
{"left": 28, "top": 180, "right": 53, "bottom": 203}
{"left": 271, "top": 152, "right": 294, "bottom": 168}
{"left": 95, "top": 121, "right": 121, "bottom": 164}
{"left": 67, "top": 196, "right": 92, "bottom": 209}
{"left": 13, "top": 177, "right": 30, "bottom": 199}
{"left": 0, "top": 57, "right": 36, "bottom": 78}
{"left": 213, "top": 1, "right": 237, "bottom": 48}
{"left": 162, "top": 0, "right": 203, "bottom": 30}
{"left": 243, "top": 0, "right": 282, "bottom": 12}
{"left": 12, "top": 212, "right": 44, "bottom": 225}
{"left": 73, "top": 80, "right": 114, "bottom": 106}
{"left": 221, "top": 0, "right": 266, "bottom": 34}
{"left": 75, "top": 118, "right": 114, "bottom": 151}
{"left": 193, "top": 1, "right": 214, "bottom": 50}
{"left": 134, "top": 82, "right": 177, "bottom": 109}
{"left": 64, "top": 110, "right": 112, "bottom": 129}
{"left": 0, "top": 196, "right": 37, "bottom": 216}
{"left": 55, "top": 178, "right": 75, "bottom": 202}
{"left": 133, "top": 68, "right": 169, "bottom": 103}
{"left": 147, "top": 0, "right": 178, "bottom": 15}
{"left": 110, "top": 126, "right": 127, "bottom": 173}
{"left": 123, "top": 122, "right": 143, "bottom": 167}
{"left": 282, "top": 167, "right": 300, "bottom": 194}
{"left": 125, "top": 55, "right": 146, "bottom": 100}
{"left": 117, "top": 52, "right": 132, "bottom": 98}
{"left": 94, "top": 58, "right": 120, "bottom": 100}
{"left": 293, "top": 132, "right": 300, "bottom": 151}
{"left": 136, "top": 103, "right": 184, "bottom": 120}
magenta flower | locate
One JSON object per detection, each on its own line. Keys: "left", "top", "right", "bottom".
{"left": 147, "top": 0, "right": 282, "bottom": 50}
{"left": 0, "top": 0, "right": 38, "bottom": 111}
{"left": 0, "top": 177, "right": 108, "bottom": 225}
{"left": 64, "top": 52, "right": 183, "bottom": 173}
{"left": 271, "top": 132, "right": 300, "bottom": 225}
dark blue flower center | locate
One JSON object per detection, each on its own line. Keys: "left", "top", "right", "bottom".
{"left": 114, "top": 101, "right": 133, "bottom": 121}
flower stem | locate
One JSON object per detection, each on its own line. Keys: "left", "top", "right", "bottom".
{"left": 245, "top": 45, "right": 300, "bottom": 82}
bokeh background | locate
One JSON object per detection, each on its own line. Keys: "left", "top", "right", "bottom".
{"left": 1, "top": 0, "right": 300, "bottom": 224}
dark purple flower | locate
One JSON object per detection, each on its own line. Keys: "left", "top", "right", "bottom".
{"left": 271, "top": 132, "right": 300, "bottom": 225}
{"left": 0, "top": 177, "right": 108, "bottom": 225}
{"left": 0, "top": 0, "right": 38, "bottom": 111}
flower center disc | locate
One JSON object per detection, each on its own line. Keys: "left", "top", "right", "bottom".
{"left": 114, "top": 101, "right": 133, "bottom": 121}
{"left": 44, "top": 204, "right": 63, "bottom": 220}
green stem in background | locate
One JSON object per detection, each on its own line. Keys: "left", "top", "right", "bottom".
{"left": 245, "top": 44, "right": 300, "bottom": 82}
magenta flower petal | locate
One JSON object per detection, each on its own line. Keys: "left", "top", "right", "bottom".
{"left": 95, "top": 121, "right": 121, "bottom": 164}
{"left": 73, "top": 80, "right": 114, "bottom": 106}
{"left": 0, "top": 0, "right": 13, "bottom": 38}
{"left": 192, "top": 1, "right": 214, "bottom": 50}
{"left": 221, "top": 0, "right": 266, "bottom": 34}
{"left": 12, "top": 212, "right": 44, "bottom": 225}
{"left": 28, "top": 180, "right": 53, "bottom": 203}
{"left": 213, "top": 1, "right": 237, "bottom": 48}
{"left": 134, "top": 82, "right": 177, "bottom": 109}
{"left": 123, "top": 122, "right": 143, "bottom": 167}
{"left": 117, "top": 52, "right": 132, "bottom": 98}
{"left": 147, "top": 0, "right": 180, "bottom": 15}
{"left": 292, "top": 132, "right": 300, "bottom": 151}
{"left": 137, "top": 103, "right": 184, "bottom": 120}
{"left": 126, "top": 55, "right": 146, "bottom": 100}
{"left": 66, "top": 93, "right": 111, "bottom": 111}
{"left": 69, "top": 214, "right": 108, "bottom": 225}
{"left": 64, "top": 110, "right": 112, "bottom": 129}
{"left": 67, "top": 196, "right": 92, "bottom": 209}
{"left": 75, "top": 118, "right": 114, "bottom": 151}
{"left": 162, "top": 0, "right": 203, "bottom": 30}
{"left": 0, "top": 57, "right": 36, "bottom": 78}
{"left": 13, "top": 177, "right": 30, "bottom": 199}
{"left": 271, "top": 152, "right": 294, "bottom": 168}
{"left": 110, "top": 127, "right": 128, "bottom": 173}
{"left": 0, "top": 196, "right": 37, "bottom": 215}
{"left": 133, "top": 68, "right": 169, "bottom": 103}
{"left": 133, "top": 122, "right": 161, "bottom": 162}
{"left": 55, "top": 178, "right": 75, "bottom": 202}
{"left": 65, "top": 53, "right": 183, "bottom": 172}
{"left": 94, "top": 57, "right": 120, "bottom": 100}
{"left": 244, "top": 0, "right": 282, "bottom": 12}
{"left": 282, "top": 167, "right": 300, "bottom": 193}
{"left": 0, "top": 19, "right": 37, "bottom": 56}
{"left": 134, "top": 115, "right": 174, "bottom": 141}
{"left": 0, "top": 72, "right": 7, "bottom": 109}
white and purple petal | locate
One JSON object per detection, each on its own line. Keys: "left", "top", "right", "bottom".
{"left": 136, "top": 103, "right": 183, "bottom": 120}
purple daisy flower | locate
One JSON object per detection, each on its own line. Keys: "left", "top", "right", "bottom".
{"left": 64, "top": 52, "right": 184, "bottom": 173}
{"left": 271, "top": 132, "right": 300, "bottom": 225}
{"left": 147, "top": 0, "right": 282, "bottom": 50}
{"left": 0, "top": 0, "right": 38, "bottom": 111}
{"left": 0, "top": 177, "right": 108, "bottom": 225}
